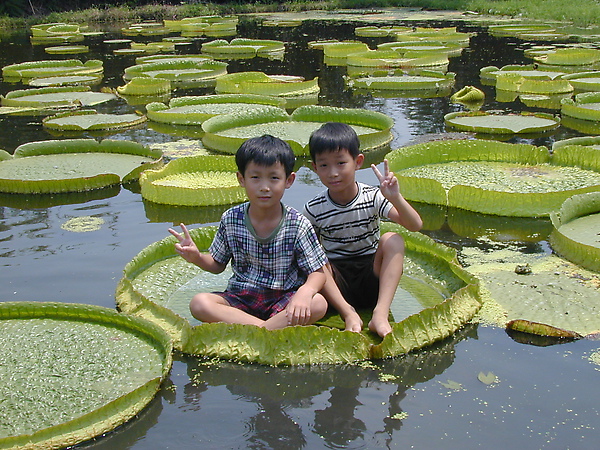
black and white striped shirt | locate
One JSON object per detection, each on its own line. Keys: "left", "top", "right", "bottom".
{"left": 304, "top": 182, "right": 392, "bottom": 260}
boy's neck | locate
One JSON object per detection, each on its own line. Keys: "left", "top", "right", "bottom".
{"left": 247, "top": 202, "right": 284, "bottom": 239}
{"left": 328, "top": 181, "right": 359, "bottom": 206}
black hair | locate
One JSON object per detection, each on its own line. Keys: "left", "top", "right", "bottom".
{"left": 308, "top": 122, "right": 360, "bottom": 161}
{"left": 235, "top": 135, "right": 296, "bottom": 177}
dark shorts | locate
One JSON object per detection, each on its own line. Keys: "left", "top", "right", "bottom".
{"left": 330, "top": 254, "right": 379, "bottom": 309}
{"left": 215, "top": 287, "right": 296, "bottom": 321}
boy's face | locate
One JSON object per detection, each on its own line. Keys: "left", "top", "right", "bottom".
{"left": 312, "top": 148, "right": 364, "bottom": 195}
{"left": 237, "top": 161, "right": 295, "bottom": 209}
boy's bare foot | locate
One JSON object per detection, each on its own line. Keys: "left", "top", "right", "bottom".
{"left": 344, "top": 311, "right": 363, "bottom": 332}
{"left": 368, "top": 316, "right": 392, "bottom": 338}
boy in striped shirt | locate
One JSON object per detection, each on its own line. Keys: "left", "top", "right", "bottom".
{"left": 304, "top": 123, "right": 423, "bottom": 337}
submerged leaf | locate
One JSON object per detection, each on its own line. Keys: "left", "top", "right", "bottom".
{"left": 477, "top": 371, "right": 498, "bottom": 385}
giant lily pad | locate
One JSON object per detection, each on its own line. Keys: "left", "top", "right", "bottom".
{"left": 550, "top": 192, "right": 600, "bottom": 272}
{"left": 0, "top": 301, "right": 171, "bottom": 450}
{"left": 392, "top": 27, "right": 472, "bottom": 46}
{"left": 44, "top": 45, "right": 89, "bottom": 54}
{"left": 561, "top": 91, "right": 600, "bottom": 121}
{"left": 42, "top": 110, "right": 147, "bottom": 132}
{"left": 533, "top": 47, "right": 600, "bottom": 67}
{"left": 480, "top": 64, "right": 566, "bottom": 85}
{"left": 140, "top": 154, "right": 245, "bottom": 206}
{"left": 346, "top": 49, "right": 449, "bottom": 69}
{"left": 28, "top": 74, "right": 103, "bottom": 87}
{"left": 201, "top": 105, "right": 393, "bottom": 155}
{"left": 1, "top": 59, "right": 103, "bottom": 81}
{"left": 560, "top": 71, "right": 600, "bottom": 91}
{"left": 215, "top": 71, "right": 319, "bottom": 97}
{"left": 347, "top": 71, "right": 455, "bottom": 93}
{"left": 0, "top": 139, "right": 162, "bottom": 194}
{"left": 1, "top": 86, "right": 117, "bottom": 108}
{"left": 116, "top": 223, "right": 481, "bottom": 365}
{"left": 201, "top": 38, "right": 285, "bottom": 58}
{"left": 146, "top": 94, "right": 284, "bottom": 126}
{"left": 495, "top": 72, "right": 573, "bottom": 94}
{"left": 378, "top": 40, "right": 464, "bottom": 58}
{"left": 116, "top": 77, "right": 171, "bottom": 96}
{"left": 123, "top": 59, "right": 228, "bottom": 85}
{"left": 387, "top": 139, "right": 600, "bottom": 217}
{"left": 444, "top": 111, "right": 560, "bottom": 135}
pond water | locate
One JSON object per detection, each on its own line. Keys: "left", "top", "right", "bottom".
{"left": 1, "top": 11, "right": 599, "bottom": 449}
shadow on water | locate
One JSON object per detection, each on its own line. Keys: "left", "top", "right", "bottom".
{"left": 1, "top": 12, "right": 599, "bottom": 450}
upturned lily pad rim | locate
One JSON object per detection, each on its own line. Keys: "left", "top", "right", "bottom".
{"left": 0, "top": 301, "right": 172, "bottom": 450}
{"left": 550, "top": 192, "right": 600, "bottom": 272}
{"left": 116, "top": 223, "right": 481, "bottom": 365}
{"left": 561, "top": 91, "right": 600, "bottom": 121}
{"left": 387, "top": 139, "right": 600, "bottom": 217}
{"left": 444, "top": 110, "right": 561, "bottom": 134}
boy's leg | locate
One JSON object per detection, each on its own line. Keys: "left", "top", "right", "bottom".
{"left": 189, "top": 292, "right": 265, "bottom": 326}
{"left": 321, "top": 264, "right": 363, "bottom": 332}
{"left": 371, "top": 232, "right": 405, "bottom": 337}
{"left": 263, "top": 293, "right": 328, "bottom": 330}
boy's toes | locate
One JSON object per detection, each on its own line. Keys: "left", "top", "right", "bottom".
{"left": 369, "top": 319, "right": 392, "bottom": 338}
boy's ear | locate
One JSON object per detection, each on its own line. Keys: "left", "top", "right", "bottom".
{"left": 355, "top": 153, "right": 365, "bottom": 169}
{"left": 285, "top": 171, "right": 296, "bottom": 188}
{"left": 236, "top": 171, "right": 245, "bottom": 187}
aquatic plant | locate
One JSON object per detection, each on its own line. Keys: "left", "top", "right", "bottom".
{"left": 560, "top": 71, "right": 600, "bottom": 91}
{"left": 27, "top": 74, "right": 103, "bottom": 87}
{"left": 1, "top": 85, "right": 116, "bottom": 108}
{"left": 123, "top": 59, "right": 228, "bottom": 84}
{"left": 444, "top": 111, "right": 560, "bottom": 134}
{"left": 378, "top": 40, "right": 464, "bottom": 58}
{"left": 42, "top": 110, "right": 147, "bottom": 132}
{"left": 0, "top": 139, "right": 162, "bottom": 194}
{"left": 480, "top": 64, "right": 566, "bottom": 85}
{"left": 534, "top": 47, "right": 600, "bottom": 67}
{"left": 346, "top": 49, "right": 449, "bottom": 69}
{"left": 550, "top": 191, "right": 600, "bottom": 272}
{"left": 214, "top": 71, "right": 319, "bottom": 98}
{"left": 347, "top": 71, "right": 455, "bottom": 92}
{"left": 387, "top": 139, "right": 600, "bottom": 217}
{"left": 146, "top": 94, "right": 285, "bottom": 125}
{"left": 201, "top": 104, "right": 393, "bottom": 155}
{"left": 140, "top": 154, "right": 245, "bottom": 206}
{"left": 201, "top": 38, "right": 285, "bottom": 58}
{"left": 561, "top": 91, "right": 600, "bottom": 121}
{"left": 117, "top": 77, "right": 171, "bottom": 96}
{"left": 116, "top": 223, "right": 481, "bottom": 365}
{"left": 45, "top": 44, "right": 89, "bottom": 54}
{"left": 450, "top": 85, "right": 485, "bottom": 104}
{"left": 1, "top": 59, "right": 103, "bottom": 81}
{"left": 0, "top": 301, "right": 171, "bottom": 450}
{"left": 495, "top": 72, "right": 573, "bottom": 94}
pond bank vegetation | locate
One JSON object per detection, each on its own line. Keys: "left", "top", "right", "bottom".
{"left": 1, "top": 1, "right": 600, "bottom": 31}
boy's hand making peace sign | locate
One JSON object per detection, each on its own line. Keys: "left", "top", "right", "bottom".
{"left": 371, "top": 159, "right": 400, "bottom": 201}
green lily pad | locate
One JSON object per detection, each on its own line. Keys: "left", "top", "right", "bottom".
{"left": 560, "top": 71, "right": 600, "bottom": 91}
{"left": 123, "top": 59, "right": 228, "bottom": 85}
{"left": 451, "top": 85, "right": 485, "bottom": 104}
{"left": 0, "top": 139, "right": 162, "bottom": 194}
{"left": 134, "top": 54, "right": 213, "bottom": 65}
{"left": 42, "top": 110, "right": 147, "bottom": 132}
{"left": 444, "top": 111, "right": 560, "bottom": 134}
{"left": 561, "top": 91, "right": 600, "bottom": 121}
{"left": 146, "top": 94, "right": 285, "bottom": 125}
{"left": 346, "top": 49, "right": 449, "bottom": 68}
{"left": 348, "top": 71, "right": 455, "bottom": 91}
{"left": 488, "top": 23, "right": 556, "bottom": 38}
{"left": 0, "top": 301, "right": 171, "bottom": 450}
{"left": 215, "top": 71, "right": 319, "bottom": 97}
{"left": 201, "top": 38, "right": 285, "bottom": 57}
{"left": 355, "top": 26, "right": 409, "bottom": 37}
{"left": 116, "top": 223, "right": 481, "bottom": 365}
{"left": 378, "top": 40, "right": 464, "bottom": 58}
{"left": 393, "top": 27, "right": 472, "bottom": 46}
{"left": 495, "top": 72, "right": 573, "bottom": 94}
{"left": 201, "top": 104, "right": 393, "bottom": 156}
{"left": 44, "top": 45, "right": 89, "bottom": 54}
{"left": 550, "top": 192, "right": 600, "bottom": 272}
{"left": 116, "top": 77, "right": 171, "bottom": 96}
{"left": 140, "top": 154, "right": 246, "bottom": 206}
{"left": 1, "top": 59, "right": 103, "bottom": 81}
{"left": 534, "top": 47, "right": 600, "bottom": 67}
{"left": 387, "top": 139, "right": 600, "bottom": 217}
{"left": 1, "top": 86, "right": 116, "bottom": 108}
{"left": 27, "top": 74, "right": 103, "bottom": 87}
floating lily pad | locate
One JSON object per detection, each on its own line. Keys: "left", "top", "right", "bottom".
{"left": 560, "top": 71, "right": 600, "bottom": 91}
{"left": 146, "top": 94, "right": 285, "bottom": 125}
{"left": 140, "top": 154, "right": 245, "bottom": 206}
{"left": 488, "top": 23, "right": 556, "bottom": 38}
{"left": 215, "top": 71, "right": 319, "bottom": 98}
{"left": 201, "top": 38, "right": 285, "bottom": 58}
{"left": 42, "top": 110, "right": 147, "bottom": 132}
{"left": 135, "top": 54, "right": 213, "bottom": 65}
{"left": 393, "top": 27, "right": 472, "bottom": 46}
{"left": 346, "top": 49, "right": 449, "bottom": 68}
{"left": 1, "top": 86, "right": 116, "bottom": 108}
{"left": 117, "top": 77, "right": 171, "bottom": 96}
{"left": 451, "top": 85, "right": 485, "bottom": 104}
{"left": 495, "top": 72, "right": 573, "bottom": 94}
{"left": 27, "top": 74, "right": 103, "bottom": 87}
{"left": 534, "top": 47, "right": 600, "bottom": 67}
{"left": 0, "top": 139, "right": 162, "bottom": 194}
{"left": 31, "top": 22, "right": 84, "bottom": 37}
{"left": 0, "top": 301, "right": 171, "bottom": 450}
{"left": 355, "top": 26, "right": 409, "bottom": 37}
{"left": 201, "top": 105, "right": 393, "bottom": 155}
{"left": 387, "top": 139, "right": 600, "bottom": 217}
{"left": 116, "top": 223, "right": 480, "bottom": 365}
{"left": 378, "top": 40, "right": 464, "bottom": 58}
{"left": 347, "top": 71, "right": 455, "bottom": 92}
{"left": 561, "top": 91, "right": 600, "bottom": 121}
{"left": 123, "top": 59, "right": 228, "bottom": 86}
{"left": 44, "top": 45, "right": 89, "bottom": 54}
{"left": 444, "top": 111, "right": 560, "bottom": 134}
{"left": 1, "top": 59, "right": 103, "bottom": 81}
{"left": 550, "top": 192, "right": 600, "bottom": 272}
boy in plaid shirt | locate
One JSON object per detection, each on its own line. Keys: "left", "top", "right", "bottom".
{"left": 169, "top": 135, "right": 328, "bottom": 329}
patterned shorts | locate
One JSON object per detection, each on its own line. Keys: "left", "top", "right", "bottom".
{"left": 215, "top": 287, "right": 296, "bottom": 321}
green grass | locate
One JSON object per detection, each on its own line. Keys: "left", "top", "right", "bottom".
{"left": 1, "top": 1, "right": 600, "bottom": 30}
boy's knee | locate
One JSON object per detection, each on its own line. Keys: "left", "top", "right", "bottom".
{"left": 381, "top": 232, "right": 405, "bottom": 253}
{"left": 313, "top": 294, "right": 328, "bottom": 319}
{"left": 189, "top": 293, "right": 211, "bottom": 318}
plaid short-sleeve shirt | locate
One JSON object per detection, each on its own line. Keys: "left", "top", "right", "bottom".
{"left": 210, "top": 202, "right": 327, "bottom": 293}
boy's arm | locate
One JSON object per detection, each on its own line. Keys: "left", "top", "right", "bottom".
{"left": 372, "top": 159, "right": 423, "bottom": 232}
{"left": 286, "top": 267, "right": 326, "bottom": 326}
{"left": 168, "top": 223, "right": 227, "bottom": 274}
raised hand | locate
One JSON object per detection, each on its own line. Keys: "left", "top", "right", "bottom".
{"left": 371, "top": 159, "right": 400, "bottom": 200}
{"left": 168, "top": 223, "right": 200, "bottom": 264}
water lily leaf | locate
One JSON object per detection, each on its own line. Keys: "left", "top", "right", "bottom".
{"left": 348, "top": 71, "right": 455, "bottom": 91}
{"left": 146, "top": 94, "right": 285, "bottom": 125}
{"left": 439, "top": 380, "right": 464, "bottom": 390}
{"left": 550, "top": 191, "right": 600, "bottom": 272}
{"left": 1, "top": 59, "right": 102, "bottom": 80}
{"left": 135, "top": 54, "right": 213, "bottom": 65}
{"left": 480, "top": 64, "right": 566, "bottom": 84}
{"left": 215, "top": 71, "right": 319, "bottom": 98}
{"left": 116, "top": 77, "right": 171, "bottom": 96}
{"left": 44, "top": 45, "right": 89, "bottom": 54}
{"left": 0, "top": 301, "right": 171, "bottom": 450}
{"left": 61, "top": 216, "right": 105, "bottom": 232}
{"left": 378, "top": 40, "right": 464, "bottom": 58}
{"left": 488, "top": 23, "right": 556, "bottom": 38}
{"left": 393, "top": 27, "right": 472, "bottom": 46}
{"left": 202, "top": 38, "right": 285, "bottom": 57}
{"left": 346, "top": 49, "right": 449, "bottom": 69}
{"left": 123, "top": 59, "right": 228, "bottom": 85}
{"left": 42, "top": 110, "right": 147, "bottom": 131}
{"left": 1, "top": 86, "right": 116, "bottom": 108}
{"left": 507, "top": 319, "right": 581, "bottom": 338}
{"left": 444, "top": 111, "right": 560, "bottom": 134}
{"left": 496, "top": 72, "right": 573, "bottom": 94}
{"left": 477, "top": 371, "right": 498, "bottom": 385}
{"left": 28, "top": 74, "right": 103, "bottom": 87}
{"left": 560, "top": 71, "right": 600, "bottom": 91}
{"left": 140, "top": 154, "right": 246, "bottom": 206}
{"left": 116, "top": 223, "right": 481, "bottom": 365}
{"left": 0, "top": 139, "right": 161, "bottom": 194}
{"left": 201, "top": 104, "right": 393, "bottom": 155}
{"left": 451, "top": 85, "right": 485, "bottom": 104}
{"left": 534, "top": 47, "right": 600, "bottom": 66}
{"left": 561, "top": 91, "right": 600, "bottom": 121}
